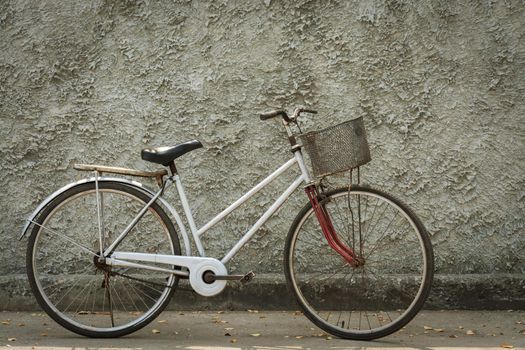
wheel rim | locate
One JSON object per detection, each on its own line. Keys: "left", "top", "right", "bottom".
{"left": 30, "top": 186, "right": 177, "bottom": 333}
{"left": 289, "top": 189, "right": 430, "bottom": 336}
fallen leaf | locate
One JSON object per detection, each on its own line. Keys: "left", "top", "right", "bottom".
{"left": 326, "top": 336, "right": 333, "bottom": 340}
{"left": 423, "top": 326, "right": 433, "bottom": 330}
{"left": 459, "top": 326, "right": 464, "bottom": 329}
{"left": 247, "top": 309, "right": 259, "bottom": 313}
{"left": 157, "top": 320, "right": 168, "bottom": 324}
{"left": 77, "top": 311, "right": 89, "bottom": 315}
{"left": 435, "top": 328, "right": 445, "bottom": 332}
{"left": 230, "top": 338, "right": 238, "bottom": 343}
{"left": 224, "top": 332, "right": 231, "bottom": 337}
{"left": 500, "top": 342, "right": 513, "bottom": 349}
{"left": 152, "top": 329, "right": 161, "bottom": 334}
{"left": 225, "top": 327, "right": 234, "bottom": 331}
{"left": 7, "top": 338, "right": 16, "bottom": 342}
{"left": 259, "top": 316, "right": 266, "bottom": 319}
{"left": 449, "top": 335, "right": 458, "bottom": 338}
{"left": 250, "top": 333, "right": 261, "bottom": 337}
{"left": 295, "top": 335, "right": 304, "bottom": 339}
{"left": 2, "top": 321, "right": 10, "bottom": 325}
{"left": 17, "top": 323, "right": 25, "bottom": 327}
{"left": 217, "top": 311, "right": 224, "bottom": 314}
{"left": 40, "top": 333, "right": 47, "bottom": 337}
{"left": 293, "top": 311, "right": 302, "bottom": 316}
{"left": 466, "top": 330, "right": 475, "bottom": 335}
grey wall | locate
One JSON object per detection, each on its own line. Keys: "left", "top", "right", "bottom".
{"left": 1, "top": 0, "right": 524, "bottom": 309}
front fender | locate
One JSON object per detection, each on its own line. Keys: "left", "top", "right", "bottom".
{"left": 20, "top": 177, "right": 192, "bottom": 256}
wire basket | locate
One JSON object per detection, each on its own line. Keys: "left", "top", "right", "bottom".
{"left": 299, "top": 117, "right": 371, "bottom": 178}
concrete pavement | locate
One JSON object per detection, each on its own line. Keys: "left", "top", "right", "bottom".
{"left": 0, "top": 310, "right": 524, "bottom": 350}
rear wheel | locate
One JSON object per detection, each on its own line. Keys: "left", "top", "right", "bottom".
{"left": 27, "top": 181, "right": 180, "bottom": 337}
{"left": 284, "top": 185, "right": 433, "bottom": 340}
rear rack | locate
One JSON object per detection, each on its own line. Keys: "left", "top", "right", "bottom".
{"left": 74, "top": 163, "right": 167, "bottom": 187}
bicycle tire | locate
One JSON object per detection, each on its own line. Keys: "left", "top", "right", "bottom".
{"left": 27, "top": 181, "right": 180, "bottom": 337}
{"left": 284, "top": 185, "right": 434, "bottom": 340}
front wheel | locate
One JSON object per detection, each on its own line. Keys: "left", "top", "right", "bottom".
{"left": 284, "top": 185, "right": 434, "bottom": 340}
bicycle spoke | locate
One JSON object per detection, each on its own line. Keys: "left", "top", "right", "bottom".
{"left": 29, "top": 220, "right": 98, "bottom": 257}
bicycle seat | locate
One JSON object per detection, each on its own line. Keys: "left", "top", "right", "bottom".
{"left": 141, "top": 140, "right": 203, "bottom": 166}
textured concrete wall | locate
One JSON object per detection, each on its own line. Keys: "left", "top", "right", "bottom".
{"left": 1, "top": 0, "right": 524, "bottom": 309}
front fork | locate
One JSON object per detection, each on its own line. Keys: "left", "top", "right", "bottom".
{"left": 304, "top": 184, "right": 362, "bottom": 267}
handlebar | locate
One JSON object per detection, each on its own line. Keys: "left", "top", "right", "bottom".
{"left": 259, "top": 108, "right": 317, "bottom": 123}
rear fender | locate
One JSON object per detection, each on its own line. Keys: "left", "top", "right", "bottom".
{"left": 19, "top": 177, "right": 192, "bottom": 256}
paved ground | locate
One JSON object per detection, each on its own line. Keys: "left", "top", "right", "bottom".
{"left": 0, "top": 310, "right": 524, "bottom": 350}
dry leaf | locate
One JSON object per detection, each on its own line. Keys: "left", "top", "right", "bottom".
{"left": 435, "top": 328, "right": 445, "bottom": 332}
{"left": 250, "top": 333, "right": 261, "bottom": 337}
{"left": 466, "top": 330, "right": 475, "bottom": 335}
{"left": 247, "top": 309, "right": 259, "bottom": 313}
{"left": 230, "top": 338, "right": 238, "bottom": 343}
{"left": 152, "top": 329, "right": 161, "bottom": 334}
{"left": 2, "top": 321, "right": 10, "bottom": 325}
{"left": 326, "top": 336, "right": 333, "bottom": 340}
{"left": 500, "top": 343, "right": 513, "bottom": 349}
{"left": 423, "top": 326, "right": 433, "bottom": 330}
{"left": 40, "top": 333, "right": 47, "bottom": 337}
{"left": 449, "top": 335, "right": 458, "bottom": 338}
{"left": 225, "top": 327, "right": 234, "bottom": 331}
{"left": 293, "top": 311, "right": 302, "bottom": 316}
{"left": 217, "top": 311, "right": 224, "bottom": 314}
{"left": 224, "top": 332, "right": 231, "bottom": 337}
{"left": 17, "top": 323, "right": 25, "bottom": 327}
{"left": 295, "top": 335, "right": 304, "bottom": 339}
{"left": 7, "top": 338, "right": 16, "bottom": 342}
{"left": 459, "top": 326, "right": 464, "bottom": 329}
{"left": 77, "top": 311, "right": 89, "bottom": 315}
{"left": 157, "top": 320, "right": 167, "bottom": 324}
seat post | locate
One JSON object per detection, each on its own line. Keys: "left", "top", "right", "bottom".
{"left": 168, "top": 162, "right": 178, "bottom": 176}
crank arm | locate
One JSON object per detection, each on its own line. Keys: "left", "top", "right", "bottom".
{"left": 209, "top": 271, "right": 256, "bottom": 283}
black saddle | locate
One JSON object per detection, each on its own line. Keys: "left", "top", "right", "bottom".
{"left": 141, "top": 140, "right": 203, "bottom": 166}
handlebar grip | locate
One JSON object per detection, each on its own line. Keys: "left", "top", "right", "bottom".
{"left": 259, "top": 110, "right": 290, "bottom": 122}
{"left": 302, "top": 109, "right": 318, "bottom": 114}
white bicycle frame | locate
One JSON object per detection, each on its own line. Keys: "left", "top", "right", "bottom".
{"left": 103, "top": 149, "right": 313, "bottom": 279}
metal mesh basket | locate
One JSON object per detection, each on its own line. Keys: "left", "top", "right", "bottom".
{"left": 299, "top": 117, "right": 371, "bottom": 178}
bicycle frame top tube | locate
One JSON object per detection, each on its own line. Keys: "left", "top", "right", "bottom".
{"left": 173, "top": 148, "right": 313, "bottom": 262}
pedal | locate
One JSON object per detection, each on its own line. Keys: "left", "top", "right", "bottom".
{"left": 241, "top": 271, "right": 255, "bottom": 284}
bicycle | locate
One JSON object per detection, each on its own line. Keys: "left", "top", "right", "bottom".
{"left": 21, "top": 107, "right": 434, "bottom": 340}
